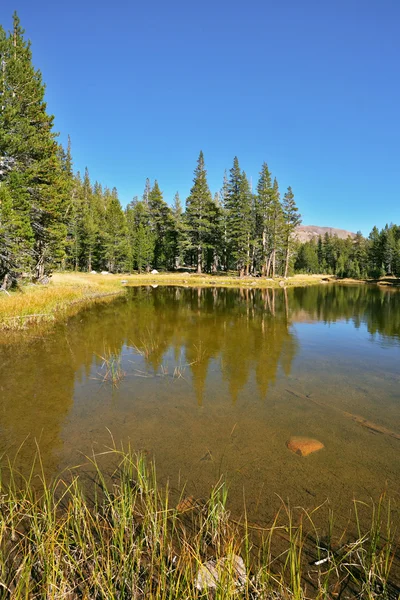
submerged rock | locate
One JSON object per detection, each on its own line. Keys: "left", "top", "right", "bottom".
{"left": 200, "top": 450, "right": 213, "bottom": 462}
{"left": 286, "top": 436, "right": 324, "bottom": 457}
{"left": 195, "top": 555, "right": 246, "bottom": 591}
{"left": 176, "top": 495, "right": 198, "bottom": 513}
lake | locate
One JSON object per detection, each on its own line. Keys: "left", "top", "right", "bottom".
{"left": 1, "top": 284, "right": 399, "bottom": 528}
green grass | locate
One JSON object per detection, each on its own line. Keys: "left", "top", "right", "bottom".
{"left": 0, "top": 272, "right": 332, "bottom": 332}
{"left": 96, "top": 347, "right": 126, "bottom": 387}
{"left": 0, "top": 447, "right": 398, "bottom": 599}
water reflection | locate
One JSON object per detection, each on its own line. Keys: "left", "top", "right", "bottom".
{"left": 0, "top": 285, "right": 399, "bottom": 520}
{"left": 290, "top": 284, "right": 400, "bottom": 342}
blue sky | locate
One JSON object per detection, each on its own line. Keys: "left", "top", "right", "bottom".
{"left": 2, "top": 0, "right": 399, "bottom": 234}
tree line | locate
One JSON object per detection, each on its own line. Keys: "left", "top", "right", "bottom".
{"left": 0, "top": 13, "right": 399, "bottom": 288}
{"left": 295, "top": 225, "right": 400, "bottom": 279}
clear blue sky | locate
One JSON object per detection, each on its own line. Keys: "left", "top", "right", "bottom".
{"left": 2, "top": 0, "right": 399, "bottom": 234}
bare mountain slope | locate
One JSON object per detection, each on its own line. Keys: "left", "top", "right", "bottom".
{"left": 295, "top": 225, "right": 357, "bottom": 243}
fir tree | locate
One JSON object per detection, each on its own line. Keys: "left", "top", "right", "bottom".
{"left": 268, "top": 178, "right": 283, "bottom": 277}
{"left": 80, "top": 168, "right": 98, "bottom": 271}
{"left": 103, "top": 188, "right": 128, "bottom": 272}
{"left": 185, "top": 151, "right": 213, "bottom": 273}
{"left": 171, "top": 192, "right": 190, "bottom": 269}
{"left": 148, "top": 181, "right": 174, "bottom": 269}
{"left": 226, "top": 158, "right": 252, "bottom": 276}
{"left": 282, "top": 186, "right": 301, "bottom": 278}
{"left": 255, "top": 163, "right": 273, "bottom": 276}
{"left": 0, "top": 13, "right": 68, "bottom": 282}
{"left": 219, "top": 171, "right": 229, "bottom": 271}
{"left": 143, "top": 178, "right": 151, "bottom": 206}
{"left": 126, "top": 199, "right": 155, "bottom": 272}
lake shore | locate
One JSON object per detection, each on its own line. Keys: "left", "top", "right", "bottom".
{"left": 0, "top": 448, "right": 396, "bottom": 599}
{"left": 1, "top": 271, "right": 399, "bottom": 331}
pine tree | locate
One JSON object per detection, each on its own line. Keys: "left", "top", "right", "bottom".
{"left": 207, "top": 192, "right": 223, "bottom": 273}
{"left": 148, "top": 181, "right": 174, "bottom": 269}
{"left": 368, "top": 226, "right": 382, "bottom": 277}
{"left": 79, "top": 168, "right": 98, "bottom": 271}
{"left": 317, "top": 236, "right": 325, "bottom": 271}
{"left": 103, "top": 188, "right": 128, "bottom": 272}
{"left": 226, "top": 157, "right": 252, "bottom": 276}
{"left": 126, "top": 199, "right": 155, "bottom": 272}
{"left": 282, "top": 186, "right": 301, "bottom": 278}
{"left": 185, "top": 151, "right": 214, "bottom": 273}
{"left": 353, "top": 231, "right": 368, "bottom": 278}
{"left": 255, "top": 163, "right": 273, "bottom": 276}
{"left": 219, "top": 171, "right": 229, "bottom": 271}
{"left": 381, "top": 224, "right": 397, "bottom": 275}
{"left": 0, "top": 13, "right": 68, "bottom": 282}
{"left": 143, "top": 178, "right": 151, "bottom": 206}
{"left": 171, "top": 192, "right": 190, "bottom": 269}
{"left": 268, "top": 178, "right": 283, "bottom": 277}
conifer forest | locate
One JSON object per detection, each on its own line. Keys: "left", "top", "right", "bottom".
{"left": 1, "top": 13, "right": 399, "bottom": 289}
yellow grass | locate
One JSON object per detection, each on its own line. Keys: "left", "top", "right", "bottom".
{"left": 0, "top": 271, "right": 332, "bottom": 331}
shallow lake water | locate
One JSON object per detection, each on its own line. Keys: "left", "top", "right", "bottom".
{"left": 1, "top": 284, "right": 400, "bottom": 528}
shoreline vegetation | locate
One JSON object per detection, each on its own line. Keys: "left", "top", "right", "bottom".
{"left": 1, "top": 272, "right": 399, "bottom": 332}
{"left": 0, "top": 448, "right": 397, "bottom": 599}
{"left": 2, "top": 13, "right": 400, "bottom": 295}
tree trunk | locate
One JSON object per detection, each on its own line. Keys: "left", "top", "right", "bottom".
{"left": 197, "top": 245, "right": 202, "bottom": 274}
{"left": 261, "top": 228, "right": 267, "bottom": 276}
{"left": 284, "top": 246, "right": 290, "bottom": 279}
{"left": 35, "top": 255, "right": 45, "bottom": 280}
{"left": 266, "top": 254, "right": 272, "bottom": 278}
{"left": 1, "top": 273, "right": 10, "bottom": 294}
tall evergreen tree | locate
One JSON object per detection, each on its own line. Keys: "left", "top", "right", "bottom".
{"left": 268, "top": 178, "right": 283, "bottom": 277}
{"left": 219, "top": 171, "right": 229, "bottom": 271}
{"left": 255, "top": 163, "right": 273, "bottom": 276}
{"left": 185, "top": 151, "right": 214, "bottom": 273}
{"left": 143, "top": 178, "right": 151, "bottom": 206}
{"left": 226, "top": 157, "right": 252, "bottom": 276}
{"left": 80, "top": 168, "right": 98, "bottom": 271}
{"left": 148, "top": 181, "right": 174, "bottom": 269}
{"left": 171, "top": 192, "right": 190, "bottom": 269}
{"left": 103, "top": 188, "right": 128, "bottom": 272}
{"left": 126, "top": 199, "right": 155, "bottom": 272}
{"left": 282, "top": 186, "right": 301, "bottom": 278}
{"left": 0, "top": 13, "right": 68, "bottom": 282}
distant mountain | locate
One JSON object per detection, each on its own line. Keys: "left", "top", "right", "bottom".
{"left": 295, "top": 225, "right": 357, "bottom": 243}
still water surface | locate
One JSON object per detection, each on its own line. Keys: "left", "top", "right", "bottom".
{"left": 1, "top": 285, "right": 399, "bottom": 525}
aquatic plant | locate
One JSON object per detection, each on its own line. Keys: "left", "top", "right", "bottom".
{"left": 0, "top": 448, "right": 397, "bottom": 599}
{"left": 97, "top": 347, "right": 125, "bottom": 387}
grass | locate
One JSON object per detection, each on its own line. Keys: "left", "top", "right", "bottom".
{"left": 0, "top": 447, "right": 398, "bottom": 599}
{"left": 0, "top": 271, "right": 334, "bottom": 332}
{"left": 96, "top": 347, "right": 126, "bottom": 387}
{"left": 0, "top": 273, "right": 125, "bottom": 332}
{"left": 1, "top": 271, "right": 399, "bottom": 332}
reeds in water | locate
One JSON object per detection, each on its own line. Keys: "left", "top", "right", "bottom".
{"left": 0, "top": 448, "right": 398, "bottom": 599}
{"left": 97, "top": 348, "right": 125, "bottom": 387}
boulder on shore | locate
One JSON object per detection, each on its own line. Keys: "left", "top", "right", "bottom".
{"left": 286, "top": 436, "right": 324, "bottom": 457}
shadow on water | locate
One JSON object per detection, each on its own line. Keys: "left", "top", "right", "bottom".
{"left": 0, "top": 285, "right": 399, "bottom": 528}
